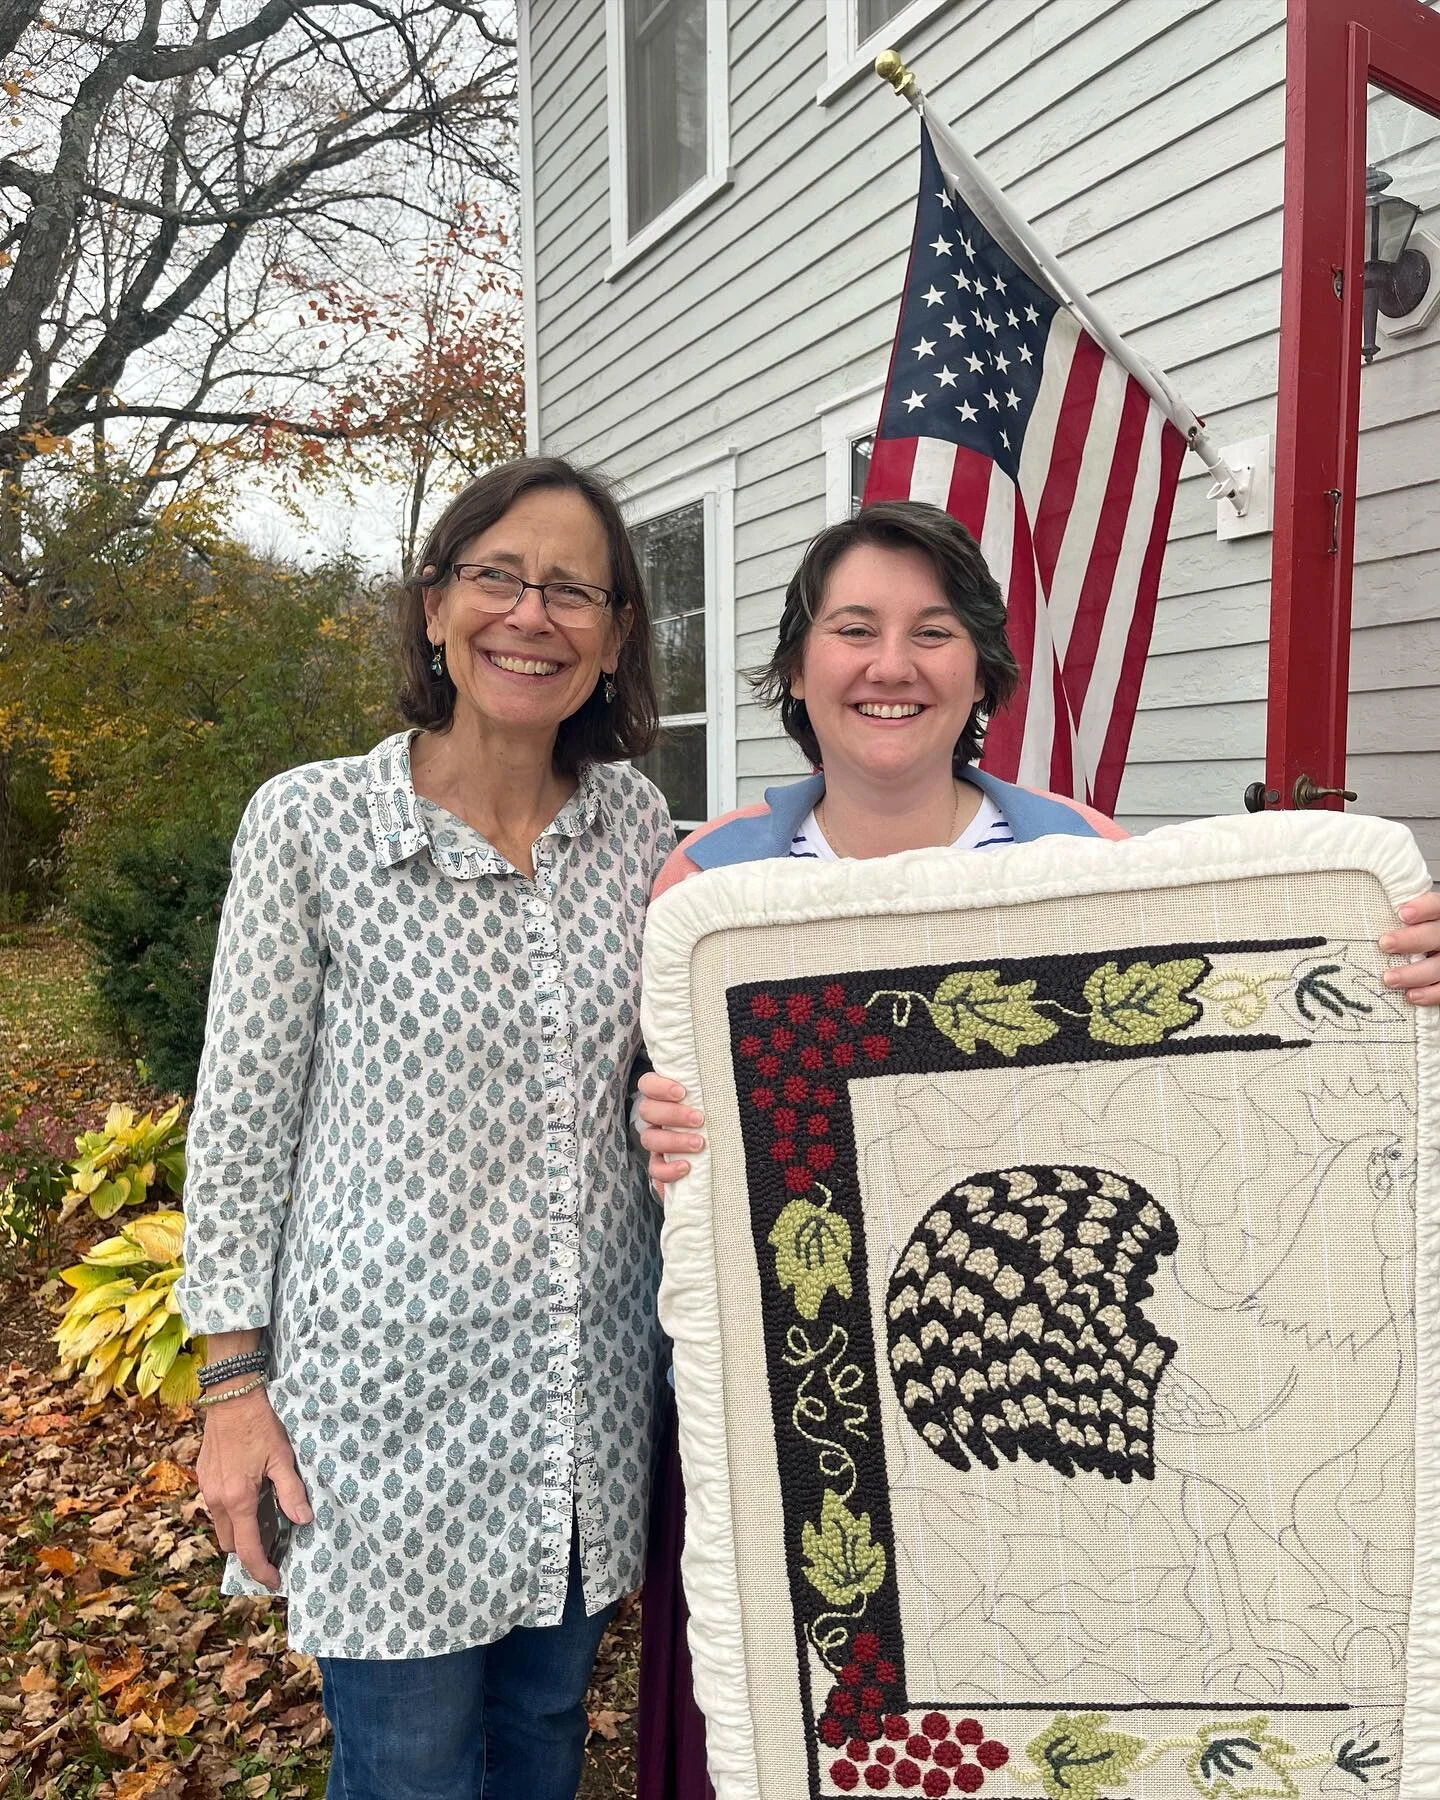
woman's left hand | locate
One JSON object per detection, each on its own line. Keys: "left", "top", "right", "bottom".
{"left": 1381, "top": 889, "right": 1440, "bottom": 1006}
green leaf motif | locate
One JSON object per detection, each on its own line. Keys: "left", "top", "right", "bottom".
{"left": 1186, "top": 1716, "right": 1303, "bottom": 1800}
{"left": 928, "top": 969, "right": 1059, "bottom": 1057}
{"left": 799, "top": 1489, "right": 887, "bottom": 1607}
{"left": 769, "top": 1197, "right": 852, "bottom": 1321}
{"left": 1028, "top": 1713, "right": 1145, "bottom": 1800}
{"left": 1084, "top": 957, "right": 1206, "bottom": 1047}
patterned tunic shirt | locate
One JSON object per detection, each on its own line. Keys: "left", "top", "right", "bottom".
{"left": 178, "top": 731, "right": 674, "bottom": 1659}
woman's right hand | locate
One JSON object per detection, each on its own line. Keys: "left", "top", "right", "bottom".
{"left": 196, "top": 1385, "right": 313, "bottom": 1590}
{"left": 637, "top": 1069, "right": 706, "bottom": 1191}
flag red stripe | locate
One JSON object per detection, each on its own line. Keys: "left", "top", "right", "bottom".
{"left": 1091, "top": 420, "right": 1188, "bottom": 813}
{"left": 946, "top": 444, "right": 993, "bottom": 539}
{"left": 866, "top": 435, "right": 918, "bottom": 501}
{"left": 1030, "top": 331, "right": 1106, "bottom": 594}
{"left": 981, "top": 498, "right": 1036, "bottom": 784}
{"left": 1060, "top": 375, "right": 1152, "bottom": 710}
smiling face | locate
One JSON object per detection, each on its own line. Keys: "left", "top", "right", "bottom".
{"left": 789, "top": 541, "right": 986, "bottom": 791}
{"left": 423, "top": 486, "right": 626, "bottom": 744}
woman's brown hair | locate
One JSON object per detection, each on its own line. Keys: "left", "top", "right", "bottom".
{"left": 750, "top": 501, "right": 1020, "bottom": 772}
{"left": 398, "top": 457, "right": 659, "bottom": 776}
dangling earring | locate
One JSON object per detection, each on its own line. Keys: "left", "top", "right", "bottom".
{"left": 603, "top": 674, "right": 617, "bottom": 704}
{"left": 431, "top": 640, "right": 445, "bottom": 679}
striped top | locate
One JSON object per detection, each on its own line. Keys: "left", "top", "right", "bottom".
{"left": 789, "top": 792, "right": 1015, "bottom": 861}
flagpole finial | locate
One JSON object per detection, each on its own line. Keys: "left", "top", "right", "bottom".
{"left": 874, "top": 49, "right": 917, "bottom": 99}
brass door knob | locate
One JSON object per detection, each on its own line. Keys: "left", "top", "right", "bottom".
{"left": 1292, "top": 773, "right": 1357, "bottom": 808}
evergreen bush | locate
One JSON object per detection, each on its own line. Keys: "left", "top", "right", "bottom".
{"left": 73, "top": 827, "right": 233, "bottom": 1095}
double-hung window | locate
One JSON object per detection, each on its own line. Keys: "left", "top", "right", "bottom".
{"left": 626, "top": 459, "right": 735, "bottom": 832}
{"left": 607, "top": 0, "right": 730, "bottom": 273}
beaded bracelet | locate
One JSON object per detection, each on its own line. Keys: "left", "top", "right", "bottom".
{"left": 197, "top": 1350, "right": 268, "bottom": 1392}
{"left": 195, "top": 1374, "right": 268, "bottom": 1410}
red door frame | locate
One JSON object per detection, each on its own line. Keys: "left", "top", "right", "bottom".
{"left": 1268, "top": 0, "right": 1440, "bottom": 808}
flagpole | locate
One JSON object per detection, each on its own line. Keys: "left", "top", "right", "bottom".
{"left": 874, "top": 51, "right": 1250, "bottom": 514}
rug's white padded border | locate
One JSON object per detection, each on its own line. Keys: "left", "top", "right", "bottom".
{"left": 640, "top": 812, "right": 1438, "bottom": 1800}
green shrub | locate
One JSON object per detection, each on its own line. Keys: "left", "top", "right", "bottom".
{"left": 74, "top": 828, "right": 232, "bottom": 1095}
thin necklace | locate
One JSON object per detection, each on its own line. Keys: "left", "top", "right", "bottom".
{"left": 817, "top": 781, "right": 965, "bottom": 860}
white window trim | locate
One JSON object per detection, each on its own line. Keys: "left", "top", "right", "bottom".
{"left": 517, "top": 0, "right": 539, "bottom": 452}
{"left": 604, "top": 0, "right": 732, "bottom": 282}
{"left": 818, "top": 379, "right": 886, "bottom": 523}
{"left": 818, "top": 0, "right": 956, "bottom": 107}
{"left": 621, "top": 452, "right": 737, "bottom": 826}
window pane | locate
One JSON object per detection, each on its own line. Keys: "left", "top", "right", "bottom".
{"left": 634, "top": 500, "right": 705, "bottom": 623}
{"left": 652, "top": 612, "right": 706, "bottom": 715}
{"left": 857, "top": 0, "right": 909, "bottom": 41}
{"left": 637, "top": 723, "right": 708, "bottom": 824}
{"left": 625, "top": 0, "right": 708, "bottom": 233}
{"left": 850, "top": 434, "right": 874, "bottom": 515}
{"left": 633, "top": 499, "right": 706, "bottom": 716}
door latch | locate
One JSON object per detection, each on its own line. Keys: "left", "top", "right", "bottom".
{"left": 1292, "top": 773, "right": 1357, "bottom": 808}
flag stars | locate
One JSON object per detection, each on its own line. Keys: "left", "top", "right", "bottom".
{"left": 982, "top": 314, "right": 999, "bottom": 337}
{"left": 1005, "top": 389, "right": 1020, "bottom": 409}
{"left": 929, "top": 234, "right": 953, "bottom": 256}
{"left": 922, "top": 285, "right": 945, "bottom": 307}
{"left": 964, "top": 352, "right": 984, "bottom": 374}
{"left": 1018, "top": 342, "right": 1033, "bottom": 364}
{"left": 903, "top": 390, "right": 926, "bottom": 412}
{"left": 1005, "top": 308, "right": 1020, "bottom": 329}
{"left": 984, "top": 389, "right": 999, "bottom": 410}
{"left": 993, "top": 350, "right": 1010, "bottom": 373}
{"left": 1000, "top": 429, "right": 1011, "bottom": 450}
{"left": 936, "top": 365, "right": 959, "bottom": 388}
{"left": 961, "top": 235, "right": 975, "bottom": 258}
{"left": 912, "top": 335, "right": 936, "bottom": 359}
{"left": 936, "top": 188, "right": 953, "bottom": 209}
{"left": 957, "top": 399, "right": 978, "bottom": 422}
{"left": 1024, "top": 303, "right": 1040, "bottom": 324}
{"left": 953, "top": 270, "right": 971, "bottom": 292}
{"left": 993, "top": 274, "right": 1006, "bottom": 295}
{"left": 944, "top": 315, "right": 966, "bottom": 338}
{"left": 973, "top": 277, "right": 987, "bottom": 299}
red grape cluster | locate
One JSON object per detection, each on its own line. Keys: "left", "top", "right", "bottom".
{"left": 740, "top": 983, "right": 892, "bottom": 1193}
{"left": 817, "top": 1636, "right": 1009, "bottom": 1795}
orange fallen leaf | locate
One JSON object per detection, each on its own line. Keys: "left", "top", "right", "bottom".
{"left": 54, "top": 1495, "right": 93, "bottom": 1517}
{"left": 144, "top": 1459, "right": 194, "bottom": 1496}
{"left": 19, "top": 1664, "right": 51, "bottom": 1693}
{"left": 159, "top": 1702, "right": 199, "bottom": 1737}
{"left": 36, "top": 1544, "right": 78, "bottom": 1576}
{"left": 113, "top": 1764, "right": 175, "bottom": 1800}
{"left": 218, "top": 1647, "right": 268, "bottom": 1700}
{"left": 20, "top": 1410, "right": 72, "bottom": 1438}
{"left": 90, "top": 1643, "right": 145, "bottom": 1695}
{"left": 587, "top": 1707, "right": 629, "bottom": 1741}
{"left": 115, "top": 1680, "right": 154, "bottom": 1718}
{"left": 151, "top": 1587, "right": 183, "bottom": 1614}
{"left": 86, "top": 1541, "right": 136, "bottom": 1577}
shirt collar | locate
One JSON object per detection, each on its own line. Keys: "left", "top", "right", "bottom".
{"left": 363, "top": 730, "right": 606, "bottom": 877}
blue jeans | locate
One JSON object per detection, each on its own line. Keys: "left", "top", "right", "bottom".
{"left": 319, "top": 1532, "right": 616, "bottom": 1800}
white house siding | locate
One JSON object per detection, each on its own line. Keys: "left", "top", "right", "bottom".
{"left": 525, "top": 0, "right": 1440, "bottom": 864}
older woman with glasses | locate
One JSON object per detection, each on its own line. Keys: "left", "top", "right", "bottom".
{"left": 179, "top": 457, "right": 674, "bottom": 1800}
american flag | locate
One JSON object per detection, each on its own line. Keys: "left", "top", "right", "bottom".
{"left": 864, "top": 120, "right": 1187, "bottom": 814}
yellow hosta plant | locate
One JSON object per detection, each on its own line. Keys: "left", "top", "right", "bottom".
{"left": 65, "top": 1100, "right": 187, "bottom": 1221}
{"left": 55, "top": 1210, "right": 203, "bottom": 1405}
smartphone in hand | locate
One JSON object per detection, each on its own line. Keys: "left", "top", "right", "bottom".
{"left": 256, "top": 1478, "right": 292, "bottom": 1567}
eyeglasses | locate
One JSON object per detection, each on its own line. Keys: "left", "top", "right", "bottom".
{"left": 442, "top": 563, "right": 614, "bottom": 624}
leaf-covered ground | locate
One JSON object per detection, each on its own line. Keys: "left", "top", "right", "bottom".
{"left": 0, "top": 925, "right": 641, "bottom": 1798}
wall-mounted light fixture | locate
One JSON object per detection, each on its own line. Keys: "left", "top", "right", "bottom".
{"left": 1364, "top": 165, "right": 1428, "bottom": 361}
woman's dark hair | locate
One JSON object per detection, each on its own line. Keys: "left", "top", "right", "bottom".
{"left": 398, "top": 456, "right": 658, "bottom": 775}
{"left": 751, "top": 500, "right": 1021, "bottom": 772}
